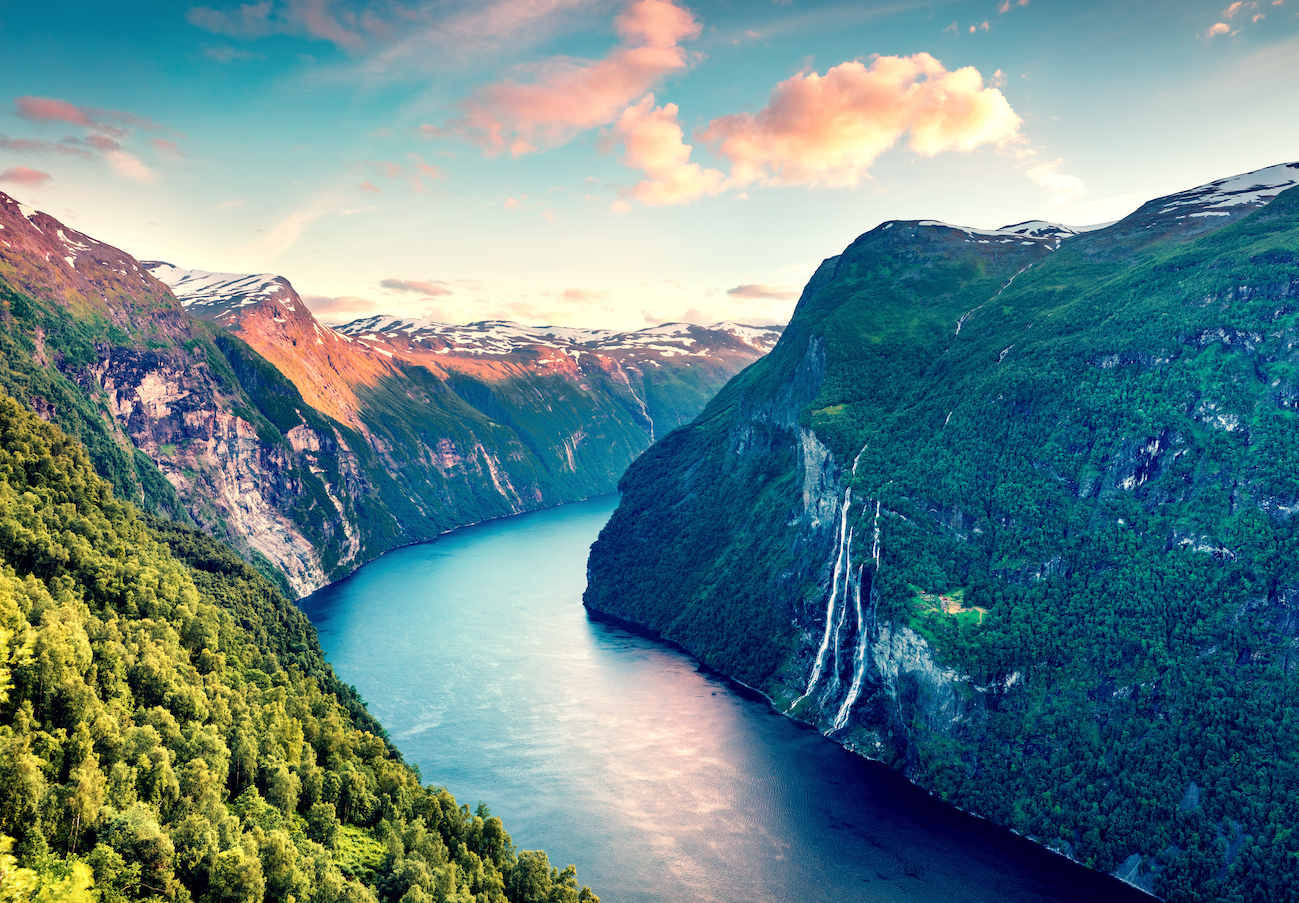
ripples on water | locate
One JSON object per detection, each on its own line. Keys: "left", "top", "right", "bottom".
{"left": 300, "top": 495, "right": 1149, "bottom": 903}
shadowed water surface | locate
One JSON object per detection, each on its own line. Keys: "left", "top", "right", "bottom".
{"left": 300, "top": 495, "right": 1149, "bottom": 903}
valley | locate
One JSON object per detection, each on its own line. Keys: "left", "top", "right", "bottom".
{"left": 0, "top": 190, "right": 778, "bottom": 596}
{"left": 3, "top": 157, "right": 1299, "bottom": 903}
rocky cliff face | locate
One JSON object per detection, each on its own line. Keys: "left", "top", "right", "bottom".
{"left": 0, "top": 192, "right": 781, "bottom": 598}
{"left": 0, "top": 194, "right": 365, "bottom": 593}
{"left": 142, "top": 261, "right": 782, "bottom": 585}
{"left": 585, "top": 163, "right": 1299, "bottom": 901}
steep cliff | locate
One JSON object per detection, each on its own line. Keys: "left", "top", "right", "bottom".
{"left": 585, "top": 163, "right": 1299, "bottom": 901}
{"left": 0, "top": 192, "right": 358, "bottom": 594}
{"left": 0, "top": 191, "right": 779, "bottom": 597}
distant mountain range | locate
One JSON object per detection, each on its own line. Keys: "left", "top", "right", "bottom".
{"left": 585, "top": 161, "right": 1299, "bottom": 901}
{"left": 0, "top": 191, "right": 779, "bottom": 595}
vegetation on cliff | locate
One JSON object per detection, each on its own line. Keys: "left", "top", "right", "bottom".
{"left": 587, "top": 179, "right": 1299, "bottom": 901}
{"left": 0, "top": 392, "right": 596, "bottom": 903}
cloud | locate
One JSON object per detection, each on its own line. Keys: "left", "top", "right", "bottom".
{"left": 104, "top": 150, "right": 155, "bottom": 182}
{"left": 188, "top": 0, "right": 370, "bottom": 51}
{"left": 359, "top": 180, "right": 381, "bottom": 194}
{"left": 215, "top": 198, "right": 246, "bottom": 209}
{"left": 188, "top": 0, "right": 611, "bottom": 69}
{"left": 0, "top": 166, "right": 52, "bottom": 186}
{"left": 15, "top": 96, "right": 94, "bottom": 128}
{"left": 14, "top": 96, "right": 167, "bottom": 137}
{"left": 561, "top": 288, "right": 611, "bottom": 301}
{"left": 302, "top": 294, "right": 380, "bottom": 314}
{"left": 451, "top": 0, "right": 701, "bottom": 155}
{"left": 1223, "top": 1, "right": 1254, "bottom": 16}
{"left": 504, "top": 194, "right": 542, "bottom": 210}
{"left": 86, "top": 134, "right": 121, "bottom": 152}
{"left": 357, "top": 154, "right": 442, "bottom": 193}
{"left": 152, "top": 138, "right": 185, "bottom": 157}
{"left": 1205, "top": 22, "right": 1233, "bottom": 36}
{"left": 9, "top": 96, "right": 180, "bottom": 183}
{"left": 998, "top": 0, "right": 1029, "bottom": 12}
{"left": 237, "top": 201, "right": 332, "bottom": 259}
{"left": 203, "top": 43, "right": 266, "bottom": 62}
{"left": 380, "top": 278, "right": 453, "bottom": 297}
{"left": 0, "top": 134, "right": 94, "bottom": 159}
{"left": 700, "top": 53, "right": 1022, "bottom": 189}
{"left": 726, "top": 283, "right": 799, "bottom": 300}
{"left": 1027, "top": 159, "right": 1085, "bottom": 206}
{"left": 611, "top": 94, "right": 725, "bottom": 206}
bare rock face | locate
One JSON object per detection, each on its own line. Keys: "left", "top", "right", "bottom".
{"left": 1, "top": 193, "right": 351, "bottom": 595}
{"left": 2, "top": 191, "right": 784, "bottom": 597}
{"left": 85, "top": 345, "right": 334, "bottom": 592}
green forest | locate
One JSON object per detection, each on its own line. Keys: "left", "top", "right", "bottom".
{"left": 0, "top": 393, "right": 597, "bottom": 903}
{"left": 587, "top": 187, "right": 1299, "bottom": 901}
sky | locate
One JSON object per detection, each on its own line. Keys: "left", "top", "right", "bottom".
{"left": 0, "top": 0, "right": 1296, "bottom": 330}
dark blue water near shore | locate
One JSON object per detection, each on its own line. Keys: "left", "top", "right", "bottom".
{"left": 299, "top": 495, "right": 1149, "bottom": 903}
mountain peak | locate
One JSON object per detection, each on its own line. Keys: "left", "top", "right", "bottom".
{"left": 1155, "top": 161, "right": 1299, "bottom": 218}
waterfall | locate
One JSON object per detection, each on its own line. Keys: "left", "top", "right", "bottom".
{"left": 832, "top": 499, "right": 882, "bottom": 732}
{"left": 819, "top": 527, "right": 854, "bottom": 706}
{"left": 792, "top": 488, "right": 852, "bottom": 708}
{"left": 791, "top": 442, "right": 870, "bottom": 715}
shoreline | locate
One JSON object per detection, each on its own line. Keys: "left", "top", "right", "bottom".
{"left": 582, "top": 599, "right": 1161, "bottom": 900}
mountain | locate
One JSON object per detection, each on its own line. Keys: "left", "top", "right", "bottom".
{"left": 144, "top": 262, "right": 779, "bottom": 447}
{"left": 0, "top": 188, "right": 780, "bottom": 597}
{"left": 0, "top": 192, "right": 350, "bottom": 594}
{"left": 584, "top": 162, "right": 1299, "bottom": 901}
{"left": 0, "top": 386, "right": 598, "bottom": 903}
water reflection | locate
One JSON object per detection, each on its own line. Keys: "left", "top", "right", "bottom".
{"left": 300, "top": 495, "right": 1147, "bottom": 903}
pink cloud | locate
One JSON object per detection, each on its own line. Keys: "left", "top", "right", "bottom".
{"left": 303, "top": 294, "right": 379, "bottom": 314}
{"left": 562, "top": 288, "right": 611, "bottom": 302}
{"left": 612, "top": 94, "right": 725, "bottom": 206}
{"left": 152, "top": 138, "right": 185, "bottom": 156}
{"left": 0, "top": 134, "right": 94, "bottom": 159}
{"left": 380, "top": 278, "right": 453, "bottom": 297}
{"left": 726, "top": 283, "right": 798, "bottom": 300}
{"left": 14, "top": 96, "right": 167, "bottom": 137}
{"left": 103, "top": 150, "right": 155, "bottom": 182}
{"left": 359, "top": 180, "right": 381, "bottom": 194}
{"left": 452, "top": 0, "right": 701, "bottom": 155}
{"left": 700, "top": 53, "right": 1022, "bottom": 189}
{"left": 86, "top": 134, "right": 122, "bottom": 152}
{"left": 1223, "top": 1, "right": 1252, "bottom": 16}
{"left": 1205, "top": 21, "right": 1233, "bottom": 35}
{"left": 0, "top": 166, "right": 52, "bottom": 186}
{"left": 358, "top": 154, "right": 442, "bottom": 193}
{"left": 15, "top": 97, "right": 93, "bottom": 128}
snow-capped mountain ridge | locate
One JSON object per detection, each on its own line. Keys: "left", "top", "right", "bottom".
{"left": 145, "top": 263, "right": 297, "bottom": 324}
{"left": 1156, "top": 161, "right": 1299, "bottom": 217}
{"left": 332, "top": 315, "right": 782, "bottom": 357}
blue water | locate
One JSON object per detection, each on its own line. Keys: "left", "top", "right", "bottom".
{"left": 300, "top": 495, "right": 1149, "bottom": 903}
